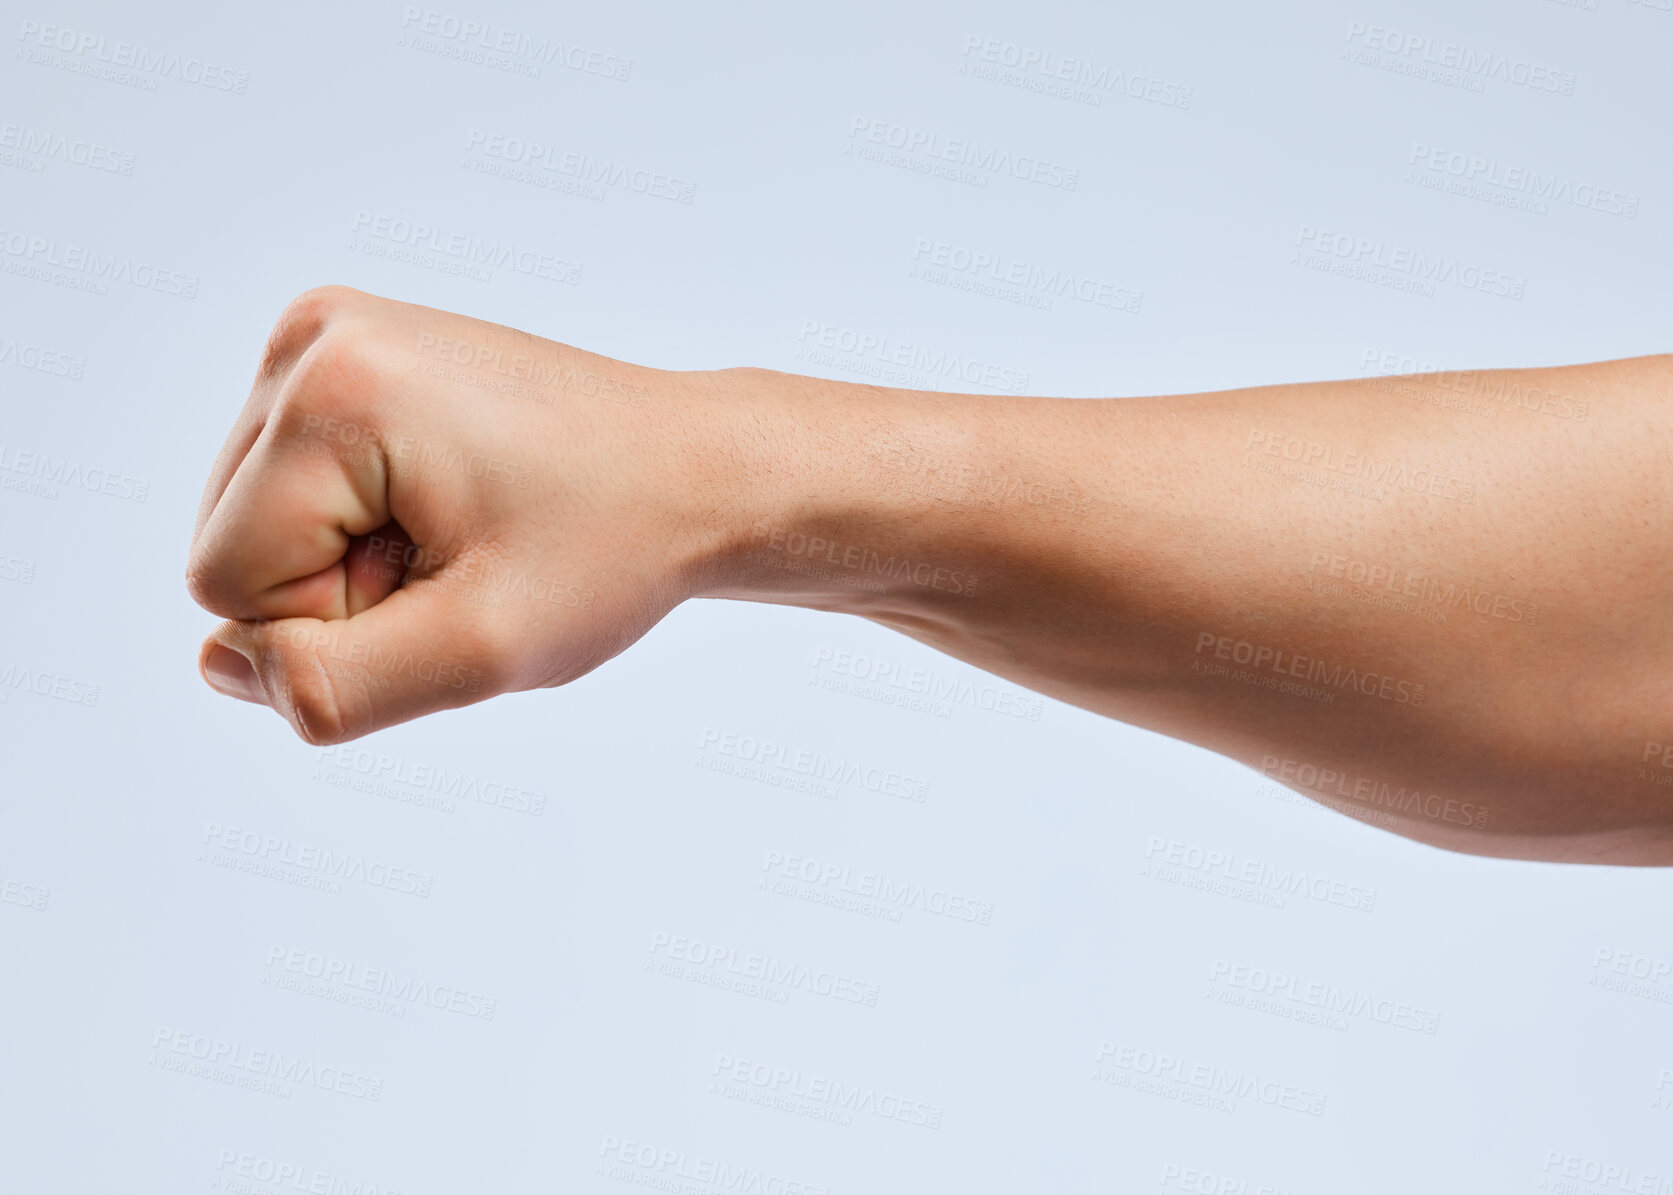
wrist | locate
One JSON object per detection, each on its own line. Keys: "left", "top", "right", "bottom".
{"left": 685, "top": 366, "right": 996, "bottom": 615}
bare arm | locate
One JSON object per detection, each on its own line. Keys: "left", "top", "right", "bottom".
{"left": 187, "top": 287, "right": 1673, "bottom": 866}
{"left": 703, "top": 354, "right": 1673, "bottom": 865}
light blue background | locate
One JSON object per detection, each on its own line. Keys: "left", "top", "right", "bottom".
{"left": 2, "top": 1, "right": 1670, "bottom": 1191}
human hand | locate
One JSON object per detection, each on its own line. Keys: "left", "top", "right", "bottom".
{"left": 186, "top": 285, "right": 748, "bottom": 743}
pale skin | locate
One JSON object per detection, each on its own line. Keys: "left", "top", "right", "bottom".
{"left": 187, "top": 286, "right": 1673, "bottom": 867}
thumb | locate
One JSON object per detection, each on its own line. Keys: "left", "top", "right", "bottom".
{"left": 197, "top": 586, "right": 510, "bottom": 744}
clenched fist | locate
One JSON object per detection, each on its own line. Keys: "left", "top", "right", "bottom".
{"left": 186, "top": 286, "right": 765, "bottom": 744}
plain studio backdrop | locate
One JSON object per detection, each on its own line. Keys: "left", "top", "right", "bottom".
{"left": 2, "top": 0, "right": 1670, "bottom": 1190}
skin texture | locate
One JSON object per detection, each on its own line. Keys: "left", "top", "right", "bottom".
{"left": 188, "top": 286, "right": 1673, "bottom": 866}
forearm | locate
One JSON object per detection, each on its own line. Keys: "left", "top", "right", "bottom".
{"left": 693, "top": 355, "right": 1673, "bottom": 865}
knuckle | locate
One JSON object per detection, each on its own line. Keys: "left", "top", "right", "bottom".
{"left": 184, "top": 556, "right": 237, "bottom": 617}
{"left": 257, "top": 285, "right": 358, "bottom": 383}
{"left": 272, "top": 326, "right": 374, "bottom": 425}
{"left": 184, "top": 557, "right": 215, "bottom": 609}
